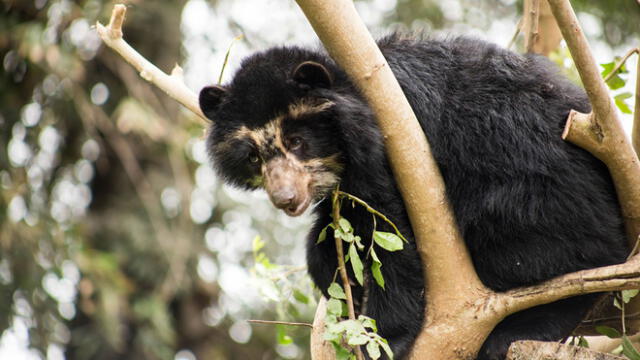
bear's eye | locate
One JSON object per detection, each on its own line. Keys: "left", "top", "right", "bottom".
{"left": 288, "top": 136, "right": 304, "bottom": 151}
{"left": 248, "top": 153, "right": 260, "bottom": 164}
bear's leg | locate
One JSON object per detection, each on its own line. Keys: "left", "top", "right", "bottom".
{"left": 476, "top": 294, "right": 599, "bottom": 360}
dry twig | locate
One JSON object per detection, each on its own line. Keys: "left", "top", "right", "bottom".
{"left": 96, "top": 5, "right": 206, "bottom": 121}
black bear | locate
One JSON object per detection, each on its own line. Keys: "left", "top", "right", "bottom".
{"left": 198, "top": 34, "right": 628, "bottom": 359}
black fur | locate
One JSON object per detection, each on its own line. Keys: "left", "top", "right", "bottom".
{"left": 200, "top": 34, "right": 628, "bottom": 359}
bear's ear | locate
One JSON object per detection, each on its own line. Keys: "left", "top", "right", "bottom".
{"left": 199, "top": 85, "right": 227, "bottom": 120}
{"left": 292, "top": 61, "right": 333, "bottom": 89}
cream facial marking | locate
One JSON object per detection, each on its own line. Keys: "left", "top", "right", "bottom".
{"left": 228, "top": 117, "right": 287, "bottom": 158}
{"left": 288, "top": 100, "right": 335, "bottom": 119}
{"left": 224, "top": 98, "right": 334, "bottom": 156}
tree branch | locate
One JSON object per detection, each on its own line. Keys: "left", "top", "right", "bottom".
{"left": 634, "top": 51, "right": 640, "bottom": 156}
{"left": 547, "top": 0, "right": 640, "bottom": 244}
{"left": 96, "top": 4, "right": 206, "bottom": 121}
{"left": 503, "top": 254, "right": 640, "bottom": 314}
{"left": 521, "top": 0, "right": 562, "bottom": 55}
{"left": 331, "top": 192, "right": 365, "bottom": 360}
{"left": 524, "top": 0, "right": 540, "bottom": 53}
{"left": 294, "top": 0, "right": 483, "bottom": 308}
{"left": 506, "top": 340, "right": 625, "bottom": 360}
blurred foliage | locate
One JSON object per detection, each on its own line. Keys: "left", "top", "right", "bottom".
{"left": 0, "top": 0, "right": 637, "bottom": 360}
{"left": 386, "top": 0, "right": 640, "bottom": 47}
{"left": 1, "top": 1, "right": 314, "bottom": 359}
{"left": 565, "top": 0, "right": 640, "bottom": 47}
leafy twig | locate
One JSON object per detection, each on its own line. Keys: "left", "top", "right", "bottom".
{"left": 331, "top": 190, "right": 365, "bottom": 360}
{"left": 603, "top": 48, "right": 639, "bottom": 83}
{"left": 336, "top": 190, "right": 407, "bottom": 242}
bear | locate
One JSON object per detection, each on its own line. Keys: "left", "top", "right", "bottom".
{"left": 198, "top": 34, "right": 629, "bottom": 359}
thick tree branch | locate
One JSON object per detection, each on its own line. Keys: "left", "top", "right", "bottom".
{"left": 547, "top": 0, "right": 640, "bottom": 243}
{"left": 96, "top": 5, "right": 206, "bottom": 121}
{"left": 294, "top": 0, "right": 483, "bottom": 310}
{"left": 503, "top": 254, "right": 640, "bottom": 314}
{"left": 548, "top": 0, "right": 640, "bottom": 334}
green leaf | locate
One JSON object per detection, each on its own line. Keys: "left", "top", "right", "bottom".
{"left": 328, "top": 282, "right": 347, "bottom": 300}
{"left": 348, "top": 334, "right": 369, "bottom": 346}
{"left": 606, "top": 74, "right": 626, "bottom": 90}
{"left": 623, "top": 335, "right": 640, "bottom": 360}
{"left": 615, "top": 99, "right": 632, "bottom": 114}
{"left": 317, "top": 225, "right": 329, "bottom": 244}
{"left": 371, "top": 261, "right": 385, "bottom": 290}
{"left": 378, "top": 338, "right": 394, "bottom": 359}
{"left": 342, "top": 319, "right": 365, "bottom": 334}
{"left": 616, "top": 92, "right": 633, "bottom": 100}
{"left": 615, "top": 92, "right": 633, "bottom": 114}
{"left": 332, "top": 343, "right": 354, "bottom": 360}
{"left": 349, "top": 243, "right": 364, "bottom": 286}
{"left": 358, "top": 315, "right": 377, "bottom": 332}
{"left": 600, "top": 62, "right": 615, "bottom": 78}
{"left": 623, "top": 289, "right": 640, "bottom": 303}
{"left": 614, "top": 296, "right": 623, "bottom": 310}
{"left": 343, "top": 232, "right": 355, "bottom": 243}
{"left": 323, "top": 329, "right": 340, "bottom": 342}
{"left": 354, "top": 235, "right": 364, "bottom": 250}
{"left": 595, "top": 325, "right": 621, "bottom": 339}
{"left": 370, "top": 246, "right": 380, "bottom": 263}
{"left": 373, "top": 231, "right": 404, "bottom": 252}
{"left": 366, "top": 341, "right": 382, "bottom": 360}
{"left": 276, "top": 325, "right": 293, "bottom": 345}
{"left": 327, "top": 298, "right": 344, "bottom": 316}
{"left": 293, "top": 289, "right": 309, "bottom": 304}
{"left": 339, "top": 218, "right": 353, "bottom": 233}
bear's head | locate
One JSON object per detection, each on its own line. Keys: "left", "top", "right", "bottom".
{"left": 199, "top": 47, "right": 347, "bottom": 216}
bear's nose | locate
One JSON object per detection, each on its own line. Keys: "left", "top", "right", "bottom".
{"left": 271, "top": 188, "right": 296, "bottom": 209}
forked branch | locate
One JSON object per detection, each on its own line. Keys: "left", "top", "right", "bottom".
{"left": 547, "top": 0, "right": 640, "bottom": 242}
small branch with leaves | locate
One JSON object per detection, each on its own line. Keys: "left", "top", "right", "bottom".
{"left": 317, "top": 188, "right": 401, "bottom": 360}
